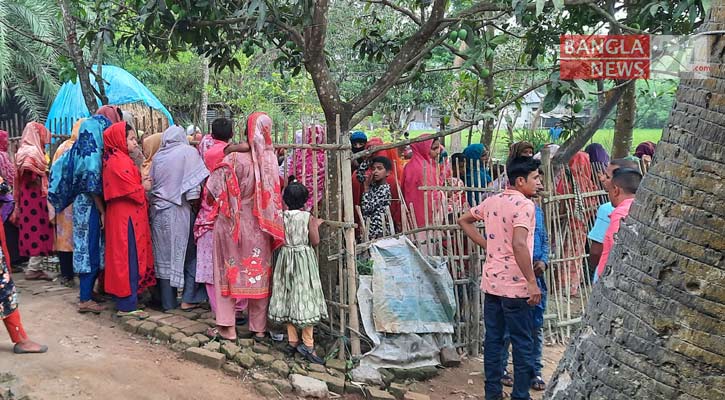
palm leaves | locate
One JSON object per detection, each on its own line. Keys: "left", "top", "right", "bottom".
{"left": 0, "top": 0, "right": 63, "bottom": 120}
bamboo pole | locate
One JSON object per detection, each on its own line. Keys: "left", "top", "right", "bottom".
{"left": 335, "top": 121, "right": 346, "bottom": 358}
{"left": 338, "top": 115, "right": 361, "bottom": 356}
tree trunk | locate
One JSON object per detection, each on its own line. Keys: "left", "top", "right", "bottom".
{"left": 199, "top": 57, "right": 210, "bottom": 128}
{"left": 612, "top": 80, "right": 636, "bottom": 158}
{"left": 58, "top": 0, "right": 98, "bottom": 113}
{"left": 546, "top": 5, "right": 725, "bottom": 399}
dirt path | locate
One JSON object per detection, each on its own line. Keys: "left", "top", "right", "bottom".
{"left": 0, "top": 275, "right": 255, "bottom": 400}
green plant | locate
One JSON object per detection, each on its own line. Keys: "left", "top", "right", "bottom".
{"left": 511, "top": 128, "right": 551, "bottom": 154}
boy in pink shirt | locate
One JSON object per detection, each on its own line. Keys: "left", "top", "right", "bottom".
{"left": 458, "top": 156, "right": 542, "bottom": 400}
{"left": 594, "top": 168, "right": 641, "bottom": 282}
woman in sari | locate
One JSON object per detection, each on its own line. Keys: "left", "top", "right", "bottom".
{"left": 207, "top": 112, "right": 284, "bottom": 341}
{"left": 14, "top": 122, "right": 54, "bottom": 281}
{"left": 0, "top": 130, "right": 22, "bottom": 271}
{"left": 584, "top": 143, "right": 610, "bottom": 176}
{"left": 102, "top": 122, "right": 154, "bottom": 318}
{"left": 402, "top": 135, "right": 442, "bottom": 229}
{"left": 140, "top": 132, "right": 162, "bottom": 191}
{"left": 52, "top": 119, "right": 84, "bottom": 287}
{"left": 292, "top": 125, "right": 326, "bottom": 211}
{"left": 462, "top": 143, "right": 492, "bottom": 205}
{"left": 555, "top": 152, "right": 598, "bottom": 296}
{"left": 49, "top": 115, "right": 111, "bottom": 314}
{"left": 150, "top": 126, "right": 209, "bottom": 311}
{"left": 194, "top": 120, "right": 235, "bottom": 314}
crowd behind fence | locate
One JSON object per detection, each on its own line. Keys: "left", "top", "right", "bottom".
{"left": 4, "top": 113, "right": 611, "bottom": 358}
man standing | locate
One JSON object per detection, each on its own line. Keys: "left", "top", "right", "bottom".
{"left": 594, "top": 168, "right": 641, "bottom": 282}
{"left": 588, "top": 159, "right": 640, "bottom": 271}
{"left": 459, "top": 156, "right": 543, "bottom": 400}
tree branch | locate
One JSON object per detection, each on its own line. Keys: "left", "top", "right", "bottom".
{"left": 354, "top": 79, "right": 550, "bottom": 160}
{"left": 362, "top": 0, "right": 421, "bottom": 25}
{"left": 552, "top": 83, "right": 629, "bottom": 166}
{"left": 0, "top": 19, "right": 66, "bottom": 52}
{"left": 349, "top": 0, "right": 450, "bottom": 114}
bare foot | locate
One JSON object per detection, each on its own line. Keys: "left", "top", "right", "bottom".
{"left": 13, "top": 339, "right": 48, "bottom": 354}
{"left": 218, "top": 326, "right": 236, "bottom": 340}
{"left": 180, "top": 302, "right": 198, "bottom": 311}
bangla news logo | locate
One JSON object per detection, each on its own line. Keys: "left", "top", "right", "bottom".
{"left": 560, "top": 34, "right": 712, "bottom": 80}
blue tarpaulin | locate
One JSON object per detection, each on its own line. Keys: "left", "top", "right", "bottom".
{"left": 45, "top": 65, "right": 173, "bottom": 135}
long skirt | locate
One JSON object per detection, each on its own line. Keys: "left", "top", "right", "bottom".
{"left": 16, "top": 173, "right": 53, "bottom": 257}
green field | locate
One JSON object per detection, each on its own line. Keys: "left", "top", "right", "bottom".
{"left": 406, "top": 128, "right": 663, "bottom": 159}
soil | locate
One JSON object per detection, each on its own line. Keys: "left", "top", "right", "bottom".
{"left": 1, "top": 274, "right": 567, "bottom": 400}
{"left": 413, "top": 344, "right": 566, "bottom": 399}
{"left": 0, "top": 276, "right": 255, "bottom": 400}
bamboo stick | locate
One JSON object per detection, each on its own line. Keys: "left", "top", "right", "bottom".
{"left": 339, "top": 116, "right": 361, "bottom": 356}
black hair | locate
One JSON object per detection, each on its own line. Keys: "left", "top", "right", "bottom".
{"left": 370, "top": 156, "right": 392, "bottom": 172}
{"left": 124, "top": 122, "right": 134, "bottom": 133}
{"left": 610, "top": 158, "right": 640, "bottom": 171}
{"left": 451, "top": 153, "right": 465, "bottom": 164}
{"left": 611, "top": 168, "right": 642, "bottom": 194}
{"left": 507, "top": 156, "right": 541, "bottom": 186}
{"left": 211, "top": 118, "right": 234, "bottom": 141}
{"left": 283, "top": 182, "right": 309, "bottom": 210}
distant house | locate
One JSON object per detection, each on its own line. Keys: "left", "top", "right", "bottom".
{"left": 407, "top": 106, "right": 441, "bottom": 131}
{"left": 502, "top": 90, "right": 591, "bottom": 130}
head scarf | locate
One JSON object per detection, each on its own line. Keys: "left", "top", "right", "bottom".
{"left": 402, "top": 135, "right": 441, "bottom": 227}
{"left": 122, "top": 110, "right": 136, "bottom": 130}
{"left": 48, "top": 116, "right": 112, "bottom": 212}
{"left": 634, "top": 141, "right": 655, "bottom": 159}
{"left": 509, "top": 141, "right": 534, "bottom": 160}
{"left": 0, "top": 130, "right": 16, "bottom": 185}
{"left": 462, "top": 143, "right": 492, "bottom": 204}
{"left": 584, "top": 143, "right": 610, "bottom": 174}
{"left": 292, "top": 125, "right": 326, "bottom": 211}
{"left": 14, "top": 122, "right": 51, "bottom": 202}
{"left": 247, "top": 112, "right": 284, "bottom": 249}
{"left": 140, "top": 132, "right": 162, "bottom": 181}
{"left": 350, "top": 130, "right": 367, "bottom": 144}
{"left": 102, "top": 122, "right": 144, "bottom": 202}
{"left": 533, "top": 144, "right": 560, "bottom": 160}
{"left": 96, "top": 105, "right": 123, "bottom": 124}
{"left": 150, "top": 125, "right": 209, "bottom": 206}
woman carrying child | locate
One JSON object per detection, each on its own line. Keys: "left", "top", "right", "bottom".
{"left": 268, "top": 181, "right": 328, "bottom": 364}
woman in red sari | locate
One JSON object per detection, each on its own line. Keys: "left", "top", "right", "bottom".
{"left": 102, "top": 122, "right": 154, "bottom": 318}
{"left": 555, "top": 151, "right": 598, "bottom": 296}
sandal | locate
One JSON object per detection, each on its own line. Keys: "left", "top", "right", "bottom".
{"left": 531, "top": 376, "right": 546, "bottom": 391}
{"left": 13, "top": 342, "right": 48, "bottom": 354}
{"left": 206, "top": 327, "right": 236, "bottom": 341}
{"left": 297, "top": 343, "right": 325, "bottom": 365}
{"left": 235, "top": 316, "right": 248, "bottom": 326}
{"left": 25, "top": 271, "right": 53, "bottom": 281}
{"left": 116, "top": 310, "right": 149, "bottom": 320}
{"left": 501, "top": 370, "right": 513, "bottom": 387}
{"left": 253, "top": 333, "right": 271, "bottom": 345}
{"left": 78, "top": 300, "right": 106, "bottom": 314}
{"left": 283, "top": 342, "right": 299, "bottom": 357}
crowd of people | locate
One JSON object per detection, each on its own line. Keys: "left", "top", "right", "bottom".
{"left": 0, "top": 110, "right": 652, "bottom": 399}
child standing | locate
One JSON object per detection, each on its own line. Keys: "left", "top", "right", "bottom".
{"left": 361, "top": 156, "right": 392, "bottom": 240}
{"left": 268, "top": 182, "right": 328, "bottom": 364}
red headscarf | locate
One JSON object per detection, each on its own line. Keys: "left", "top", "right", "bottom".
{"left": 557, "top": 151, "right": 598, "bottom": 221}
{"left": 247, "top": 112, "right": 285, "bottom": 250}
{"left": 0, "top": 130, "right": 16, "bottom": 185}
{"left": 402, "top": 135, "right": 440, "bottom": 227}
{"left": 292, "top": 125, "right": 326, "bottom": 211}
{"left": 96, "top": 105, "right": 123, "bottom": 124}
{"left": 634, "top": 141, "right": 655, "bottom": 159}
{"left": 102, "top": 122, "right": 144, "bottom": 202}
{"left": 14, "top": 122, "right": 50, "bottom": 202}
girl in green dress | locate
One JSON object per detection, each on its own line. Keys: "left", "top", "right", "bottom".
{"left": 268, "top": 181, "right": 327, "bottom": 364}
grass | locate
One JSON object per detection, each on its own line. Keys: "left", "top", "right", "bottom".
{"left": 406, "top": 128, "right": 664, "bottom": 159}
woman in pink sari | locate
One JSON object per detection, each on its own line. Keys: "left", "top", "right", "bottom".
{"left": 292, "top": 125, "right": 326, "bottom": 211}
{"left": 402, "top": 135, "right": 442, "bottom": 228}
{"left": 206, "top": 112, "right": 284, "bottom": 341}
